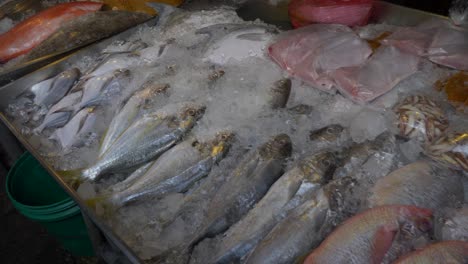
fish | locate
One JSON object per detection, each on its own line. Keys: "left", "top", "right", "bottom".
{"left": 191, "top": 150, "right": 338, "bottom": 264}
{"left": 245, "top": 190, "right": 332, "bottom": 264}
{"left": 332, "top": 46, "right": 420, "bottom": 103}
{"left": 82, "top": 52, "right": 142, "bottom": 79}
{"left": 309, "top": 124, "right": 347, "bottom": 149}
{"left": 99, "top": 83, "right": 170, "bottom": 157}
{"left": 304, "top": 205, "right": 433, "bottom": 264}
{"left": 32, "top": 68, "right": 81, "bottom": 108}
{"left": 394, "top": 95, "right": 449, "bottom": 143}
{"left": 0, "top": 2, "right": 103, "bottom": 62}
{"left": 368, "top": 161, "right": 464, "bottom": 211}
{"left": 148, "top": 134, "right": 292, "bottom": 261}
{"left": 50, "top": 107, "right": 97, "bottom": 150}
{"left": 437, "top": 206, "right": 468, "bottom": 242}
{"left": 288, "top": 104, "right": 313, "bottom": 115}
{"left": 20, "top": 11, "right": 152, "bottom": 62}
{"left": 268, "top": 24, "right": 372, "bottom": 92}
{"left": 80, "top": 103, "right": 205, "bottom": 181}
{"left": 194, "top": 23, "right": 278, "bottom": 64}
{"left": 393, "top": 241, "right": 468, "bottom": 264}
{"left": 77, "top": 69, "right": 131, "bottom": 112}
{"left": 268, "top": 78, "right": 291, "bottom": 109}
{"left": 109, "top": 162, "right": 153, "bottom": 193}
{"left": 333, "top": 131, "right": 395, "bottom": 179}
{"left": 34, "top": 91, "right": 83, "bottom": 133}
{"left": 195, "top": 134, "right": 292, "bottom": 240}
{"left": 106, "top": 131, "right": 234, "bottom": 208}
{"left": 425, "top": 132, "right": 468, "bottom": 172}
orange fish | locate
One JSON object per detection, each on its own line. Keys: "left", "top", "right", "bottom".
{"left": 304, "top": 205, "right": 433, "bottom": 264}
{"left": 0, "top": 1, "right": 103, "bottom": 63}
{"left": 393, "top": 241, "right": 468, "bottom": 264}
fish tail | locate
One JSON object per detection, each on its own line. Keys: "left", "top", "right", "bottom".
{"left": 56, "top": 169, "right": 83, "bottom": 189}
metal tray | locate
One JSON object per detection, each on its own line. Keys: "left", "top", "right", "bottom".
{"left": 0, "top": 2, "right": 446, "bottom": 263}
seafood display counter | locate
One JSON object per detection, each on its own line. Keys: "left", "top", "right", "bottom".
{"left": 1, "top": 1, "right": 467, "bottom": 264}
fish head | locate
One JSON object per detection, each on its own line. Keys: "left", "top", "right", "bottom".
{"left": 60, "top": 68, "right": 81, "bottom": 80}
{"left": 139, "top": 83, "right": 170, "bottom": 98}
{"left": 309, "top": 124, "right": 345, "bottom": 142}
{"left": 179, "top": 103, "right": 206, "bottom": 128}
{"left": 269, "top": 78, "right": 292, "bottom": 109}
{"left": 288, "top": 104, "right": 313, "bottom": 115}
{"left": 398, "top": 206, "right": 433, "bottom": 239}
{"left": 372, "top": 131, "right": 396, "bottom": 153}
{"left": 299, "top": 151, "right": 339, "bottom": 184}
{"left": 210, "top": 131, "right": 235, "bottom": 160}
{"left": 113, "top": 69, "right": 132, "bottom": 79}
{"left": 259, "top": 134, "right": 292, "bottom": 159}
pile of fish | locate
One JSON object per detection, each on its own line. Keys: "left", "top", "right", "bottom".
{"left": 4, "top": 3, "right": 468, "bottom": 264}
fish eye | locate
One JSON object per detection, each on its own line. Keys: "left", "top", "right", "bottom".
{"left": 327, "top": 126, "right": 338, "bottom": 133}
{"left": 187, "top": 109, "right": 196, "bottom": 116}
{"left": 279, "top": 139, "right": 288, "bottom": 145}
{"left": 322, "top": 159, "right": 331, "bottom": 167}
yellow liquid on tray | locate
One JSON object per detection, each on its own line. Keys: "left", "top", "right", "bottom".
{"left": 102, "top": 0, "right": 183, "bottom": 15}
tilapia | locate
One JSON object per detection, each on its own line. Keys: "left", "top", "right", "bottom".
{"left": 268, "top": 78, "right": 291, "bottom": 109}
{"left": 107, "top": 131, "right": 234, "bottom": 208}
{"left": 80, "top": 103, "right": 205, "bottom": 181}
{"left": 148, "top": 134, "right": 292, "bottom": 260}
{"left": 21, "top": 11, "right": 152, "bottom": 62}
{"left": 245, "top": 190, "right": 331, "bottom": 264}
{"left": 393, "top": 241, "right": 468, "bottom": 264}
{"left": 0, "top": 2, "right": 103, "bottom": 62}
{"left": 304, "top": 205, "right": 433, "bottom": 264}
{"left": 99, "top": 83, "right": 170, "bottom": 157}
{"left": 369, "top": 161, "right": 464, "bottom": 211}
{"left": 192, "top": 151, "right": 338, "bottom": 264}
{"left": 50, "top": 107, "right": 97, "bottom": 150}
{"left": 32, "top": 68, "right": 80, "bottom": 108}
{"left": 77, "top": 69, "right": 131, "bottom": 111}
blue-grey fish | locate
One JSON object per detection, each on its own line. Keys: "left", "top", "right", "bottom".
{"left": 32, "top": 68, "right": 80, "bottom": 108}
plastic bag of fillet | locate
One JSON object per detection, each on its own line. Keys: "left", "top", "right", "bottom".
{"left": 288, "top": 0, "right": 374, "bottom": 28}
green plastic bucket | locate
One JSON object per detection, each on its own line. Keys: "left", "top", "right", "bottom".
{"left": 6, "top": 152, "right": 95, "bottom": 256}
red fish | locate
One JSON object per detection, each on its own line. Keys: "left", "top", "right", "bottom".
{"left": 0, "top": 1, "right": 103, "bottom": 63}
{"left": 393, "top": 241, "right": 468, "bottom": 264}
{"left": 289, "top": 0, "right": 374, "bottom": 28}
{"left": 304, "top": 205, "right": 433, "bottom": 264}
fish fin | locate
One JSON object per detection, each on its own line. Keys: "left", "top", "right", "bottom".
{"left": 371, "top": 226, "right": 397, "bottom": 264}
{"left": 56, "top": 169, "right": 84, "bottom": 189}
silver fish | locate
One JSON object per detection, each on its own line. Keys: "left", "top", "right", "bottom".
{"left": 245, "top": 190, "right": 331, "bottom": 264}
{"left": 108, "top": 131, "right": 234, "bottom": 208}
{"left": 190, "top": 150, "right": 338, "bottom": 264}
{"left": 268, "top": 78, "right": 291, "bottom": 109}
{"left": 83, "top": 52, "right": 141, "bottom": 79}
{"left": 50, "top": 107, "right": 97, "bottom": 150}
{"left": 34, "top": 91, "right": 82, "bottom": 133}
{"left": 77, "top": 69, "right": 131, "bottom": 111}
{"left": 99, "top": 83, "right": 170, "bottom": 157}
{"left": 369, "top": 161, "right": 464, "bottom": 211}
{"left": 32, "top": 68, "right": 80, "bottom": 107}
{"left": 81, "top": 103, "right": 205, "bottom": 181}
{"left": 149, "top": 135, "right": 292, "bottom": 261}
{"left": 309, "top": 124, "right": 347, "bottom": 151}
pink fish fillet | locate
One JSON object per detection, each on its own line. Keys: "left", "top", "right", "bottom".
{"left": 304, "top": 205, "right": 433, "bottom": 264}
{"left": 268, "top": 24, "right": 372, "bottom": 92}
{"left": 428, "top": 27, "right": 468, "bottom": 70}
{"left": 331, "top": 46, "right": 420, "bottom": 103}
{"left": 393, "top": 241, "right": 468, "bottom": 264}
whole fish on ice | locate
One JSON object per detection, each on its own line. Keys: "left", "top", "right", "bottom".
{"left": 80, "top": 103, "right": 205, "bottom": 181}
{"left": 394, "top": 241, "right": 468, "bottom": 264}
{"left": 369, "top": 161, "right": 464, "bottom": 211}
{"left": 31, "top": 68, "right": 81, "bottom": 108}
{"left": 191, "top": 150, "right": 338, "bottom": 264}
{"left": 0, "top": 2, "right": 103, "bottom": 62}
{"left": 99, "top": 83, "right": 170, "bottom": 157}
{"left": 105, "top": 131, "right": 234, "bottom": 208}
{"left": 304, "top": 205, "right": 433, "bottom": 264}
{"left": 21, "top": 11, "right": 152, "bottom": 62}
